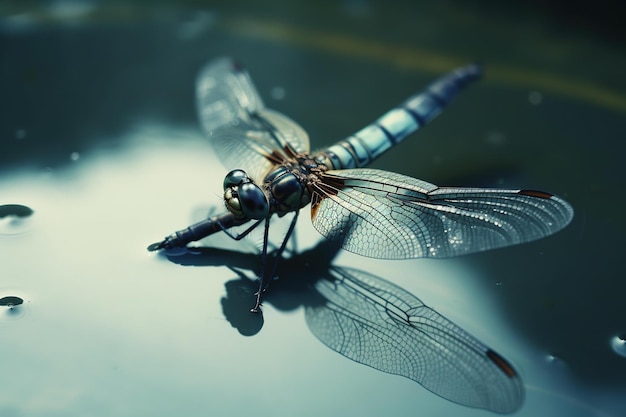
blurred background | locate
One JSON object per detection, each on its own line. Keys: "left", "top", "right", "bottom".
{"left": 1, "top": 1, "right": 625, "bottom": 416}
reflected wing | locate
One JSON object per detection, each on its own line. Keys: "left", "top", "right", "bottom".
{"left": 196, "top": 57, "right": 310, "bottom": 181}
{"left": 310, "top": 168, "right": 573, "bottom": 259}
{"left": 306, "top": 266, "right": 524, "bottom": 413}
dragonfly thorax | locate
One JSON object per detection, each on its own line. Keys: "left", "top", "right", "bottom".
{"left": 264, "top": 164, "right": 313, "bottom": 216}
{"left": 223, "top": 169, "right": 269, "bottom": 220}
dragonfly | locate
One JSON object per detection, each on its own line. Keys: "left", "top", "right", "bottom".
{"left": 148, "top": 58, "right": 574, "bottom": 312}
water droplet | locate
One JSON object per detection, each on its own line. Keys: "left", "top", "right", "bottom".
{"left": 610, "top": 335, "right": 626, "bottom": 358}
{"left": 0, "top": 294, "right": 29, "bottom": 324}
{"left": 529, "top": 91, "right": 543, "bottom": 105}
{"left": 70, "top": 151, "right": 80, "bottom": 161}
{"left": 0, "top": 205, "right": 33, "bottom": 218}
{"left": 0, "top": 296, "right": 23, "bottom": 307}
{"left": 270, "top": 86, "right": 286, "bottom": 101}
{"left": 545, "top": 352, "right": 566, "bottom": 366}
{"left": 0, "top": 204, "right": 35, "bottom": 235}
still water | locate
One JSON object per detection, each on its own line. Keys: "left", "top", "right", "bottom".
{"left": 1, "top": 2, "right": 625, "bottom": 416}
{"left": 0, "top": 131, "right": 613, "bottom": 417}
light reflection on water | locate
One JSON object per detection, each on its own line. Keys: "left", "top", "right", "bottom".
{"left": 0, "top": 124, "right": 622, "bottom": 416}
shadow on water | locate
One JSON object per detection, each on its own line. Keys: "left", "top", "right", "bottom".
{"left": 164, "top": 240, "right": 524, "bottom": 414}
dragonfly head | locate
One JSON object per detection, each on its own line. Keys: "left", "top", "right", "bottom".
{"left": 223, "top": 169, "right": 269, "bottom": 220}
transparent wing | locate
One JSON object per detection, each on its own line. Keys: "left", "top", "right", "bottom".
{"left": 305, "top": 266, "right": 524, "bottom": 413}
{"left": 195, "top": 57, "right": 310, "bottom": 181}
{"left": 310, "top": 168, "right": 573, "bottom": 259}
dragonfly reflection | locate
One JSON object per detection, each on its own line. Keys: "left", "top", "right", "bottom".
{"left": 148, "top": 58, "right": 573, "bottom": 312}
{"left": 172, "top": 241, "right": 524, "bottom": 413}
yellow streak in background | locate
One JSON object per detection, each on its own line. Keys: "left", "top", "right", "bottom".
{"left": 224, "top": 18, "right": 626, "bottom": 114}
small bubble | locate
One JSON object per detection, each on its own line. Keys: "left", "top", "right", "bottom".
{"left": 529, "top": 91, "right": 543, "bottom": 105}
{"left": 0, "top": 204, "right": 35, "bottom": 235}
{"left": 70, "top": 151, "right": 80, "bottom": 161}
{"left": 270, "top": 86, "right": 286, "bottom": 101}
{"left": 495, "top": 281, "right": 503, "bottom": 287}
{"left": 610, "top": 335, "right": 626, "bottom": 358}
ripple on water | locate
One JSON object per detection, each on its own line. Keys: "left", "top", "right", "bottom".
{"left": 0, "top": 204, "right": 34, "bottom": 235}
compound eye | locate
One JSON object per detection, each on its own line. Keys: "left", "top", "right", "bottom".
{"left": 223, "top": 169, "right": 249, "bottom": 191}
{"left": 224, "top": 187, "right": 243, "bottom": 218}
{"left": 238, "top": 183, "right": 269, "bottom": 220}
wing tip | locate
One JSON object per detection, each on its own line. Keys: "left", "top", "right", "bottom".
{"left": 518, "top": 189, "right": 554, "bottom": 199}
{"left": 519, "top": 189, "right": 575, "bottom": 225}
{"left": 486, "top": 349, "right": 518, "bottom": 379}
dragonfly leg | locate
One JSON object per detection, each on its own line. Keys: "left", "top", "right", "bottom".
{"left": 250, "top": 211, "right": 300, "bottom": 313}
{"left": 216, "top": 218, "right": 263, "bottom": 241}
{"left": 267, "top": 210, "right": 299, "bottom": 283}
{"left": 251, "top": 217, "right": 271, "bottom": 313}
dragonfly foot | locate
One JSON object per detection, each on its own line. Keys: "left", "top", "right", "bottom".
{"left": 250, "top": 301, "right": 262, "bottom": 313}
{"left": 250, "top": 288, "right": 265, "bottom": 313}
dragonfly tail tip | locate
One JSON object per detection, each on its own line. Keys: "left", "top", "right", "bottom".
{"left": 147, "top": 241, "right": 164, "bottom": 252}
